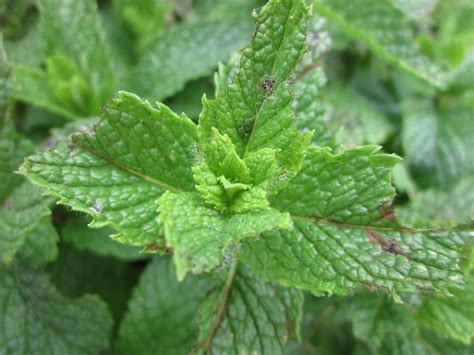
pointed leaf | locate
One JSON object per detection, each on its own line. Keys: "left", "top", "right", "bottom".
{"left": 20, "top": 92, "right": 198, "bottom": 246}
{"left": 199, "top": 0, "right": 312, "bottom": 175}
{"left": 241, "top": 146, "right": 473, "bottom": 297}
{"left": 315, "top": 0, "right": 446, "bottom": 87}
{"left": 158, "top": 191, "right": 292, "bottom": 280}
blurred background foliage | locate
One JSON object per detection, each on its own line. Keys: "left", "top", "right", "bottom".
{"left": 0, "top": 0, "right": 473, "bottom": 353}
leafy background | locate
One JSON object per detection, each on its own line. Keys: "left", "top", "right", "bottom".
{"left": 0, "top": 0, "right": 473, "bottom": 353}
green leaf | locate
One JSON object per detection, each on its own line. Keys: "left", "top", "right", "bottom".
{"left": 315, "top": 0, "right": 446, "bottom": 88}
{"left": 0, "top": 260, "right": 113, "bottom": 354}
{"left": 130, "top": 18, "right": 253, "bottom": 102}
{"left": 326, "top": 85, "right": 394, "bottom": 147}
{"left": 351, "top": 293, "right": 427, "bottom": 355}
{"left": 417, "top": 276, "right": 474, "bottom": 345}
{"left": 0, "top": 182, "right": 51, "bottom": 265}
{"left": 0, "top": 131, "right": 51, "bottom": 265}
{"left": 116, "top": 257, "right": 209, "bottom": 355}
{"left": 401, "top": 98, "right": 474, "bottom": 189}
{"left": 398, "top": 175, "right": 474, "bottom": 228}
{"left": 241, "top": 146, "right": 472, "bottom": 297}
{"left": 12, "top": 65, "right": 79, "bottom": 120}
{"left": 159, "top": 191, "right": 292, "bottom": 280}
{"left": 37, "top": 0, "right": 115, "bottom": 110}
{"left": 61, "top": 216, "right": 145, "bottom": 261}
{"left": 292, "top": 17, "right": 334, "bottom": 147}
{"left": 48, "top": 244, "right": 141, "bottom": 322}
{"left": 199, "top": 0, "right": 312, "bottom": 175}
{"left": 113, "top": 0, "right": 172, "bottom": 52}
{"left": 17, "top": 217, "right": 59, "bottom": 266}
{"left": 198, "top": 264, "right": 303, "bottom": 354}
{"left": 0, "top": 37, "right": 11, "bottom": 128}
{"left": 20, "top": 92, "right": 198, "bottom": 247}
{"left": 193, "top": 128, "right": 282, "bottom": 212}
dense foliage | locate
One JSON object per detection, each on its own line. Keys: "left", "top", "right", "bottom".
{"left": 1, "top": 0, "right": 473, "bottom": 354}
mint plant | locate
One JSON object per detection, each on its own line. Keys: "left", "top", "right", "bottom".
{"left": 1, "top": 0, "right": 474, "bottom": 353}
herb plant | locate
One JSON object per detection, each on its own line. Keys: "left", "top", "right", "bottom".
{"left": 1, "top": 0, "right": 473, "bottom": 354}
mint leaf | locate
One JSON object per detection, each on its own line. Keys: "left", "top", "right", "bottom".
{"left": 351, "top": 293, "right": 427, "bottom": 354}
{"left": 315, "top": 0, "right": 446, "bottom": 88}
{"left": 0, "top": 182, "right": 51, "bottom": 265}
{"left": 0, "top": 260, "right": 113, "bottom": 354}
{"left": 131, "top": 19, "right": 253, "bottom": 101}
{"left": 198, "top": 264, "right": 303, "bottom": 354}
{"left": 401, "top": 98, "right": 474, "bottom": 189}
{"left": 417, "top": 277, "right": 474, "bottom": 345}
{"left": 116, "top": 257, "right": 208, "bottom": 355}
{"left": 20, "top": 92, "right": 198, "bottom": 246}
{"left": 398, "top": 175, "right": 474, "bottom": 228}
{"left": 159, "top": 191, "right": 292, "bottom": 280}
{"left": 199, "top": 0, "right": 312, "bottom": 176}
{"left": 241, "top": 146, "right": 471, "bottom": 297}
{"left": 48, "top": 244, "right": 140, "bottom": 322}
{"left": 17, "top": 217, "right": 59, "bottom": 266}
{"left": 38, "top": 0, "right": 115, "bottom": 109}
{"left": 11, "top": 65, "right": 80, "bottom": 120}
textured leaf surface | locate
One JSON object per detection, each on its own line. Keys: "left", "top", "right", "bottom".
{"left": 241, "top": 146, "right": 472, "bottom": 296}
{"left": 117, "top": 257, "right": 208, "bottom": 355}
{"left": 159, "top": 191, "right": 292, "bottom": 280}
{"left": 0, "top": 183, "right": 51, "bottom": 265}
{"left": 316, "top": 0, "right": 446, "bottom": 87}
{"left": 20, "top": 92, "right": 198, "bottom": 246}
{"left": 130, "top": 18, "right": 253, "bottom": 101}
{"left": 401, "top": 98, "right": 474, "bottom": 189}
{"left": 199, "top": 0, "right": 312, "bottom": 175}
{"left": 0, "top": 261, "right": 113, "bottom": 354}
{"left": 198, "top": 265, "right": 303, "bottom": 354}
{"left": 38, "top": 0, "right": 115, "bottom": 109}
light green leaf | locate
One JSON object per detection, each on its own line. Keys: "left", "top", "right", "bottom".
{"left": 61, "top": 216, "right": 145, "bottom": 261}
{"left": 199, "top": 0, "right": 312, "bottom": 175}
{"left": 130, "top": 18, "right": 253, "bottom": 102}
{"left": 198, "top": 264, "right": 303, "bottom": 354}
{"left": 113, "top": 0, "right": 172, "bottom": 52}
{"left": 116, "top": 257, "right": 209, "bottom": 355}
{"left": 401, "top": 98, "right": 474, "bottom": 189}
{"left": 158, "top": 191, "right": 292, "bottom": 280}
{"left": 0, "top": 260, "right": 113, "bottom": 354}
{"left": 315, "top": 0, "right": 446, "bottom": 88}
{"left": 20, "top": 92, "right": 198, "bottom": 247}
{"left": 12, "top": 65, "right": 79, "bottom": 120}
{"left": 241, "top": 146, "right": 472, "bottom": 297}
{"left": 37, "top": 0, "right": 115, "bottom": 109}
